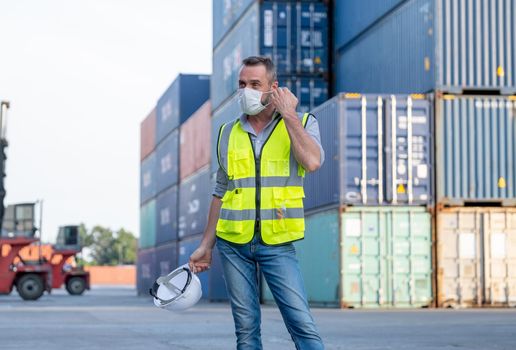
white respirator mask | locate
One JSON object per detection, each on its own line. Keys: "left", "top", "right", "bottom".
{"left": 238, "top": 87, "right": 272, "bottom": 115}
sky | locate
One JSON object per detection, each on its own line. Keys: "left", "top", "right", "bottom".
{"left": 0, "top": 0, "right": 212, "bottom": 243}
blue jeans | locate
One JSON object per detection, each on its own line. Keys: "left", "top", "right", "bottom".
{"left": 216, "top": 236, "right": 324, "bottom": 350}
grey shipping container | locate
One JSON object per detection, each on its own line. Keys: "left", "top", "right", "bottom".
{"left": 435, "top": 94, "right": 516, "bottom": 206}
{"left": 437, "top": 207, "right": 516, "bottom": 307}
{"left": 156, "top": 129, "right": 179, "bottom": 194}
{"left": 212, "top": 1, "right": 329, "bottom": 110}
{"left": 178, "top": 166, "right": 212, "bottom": 239}
{"left": 156, "top": 74, "right": 210, "bottom": 145}
{"left": 155, "top": 241, "right": 178, "bottom": 277}
{"left": 262, "top": 206, "right": 433, "bottom": 308}
{"left": 137, "top": 248, "right": 157, "bottom": 295}
{"left": 140, "top": 152, "right": 157, "bottom": 204}
{"left": 155, "top": 185, "right": 178, "bottom": 244}
{"left": 304, "top": 93, "right": 433, "bottom": 211}
{"left": 335, "top": 0, "right": 516, "bottom": 94}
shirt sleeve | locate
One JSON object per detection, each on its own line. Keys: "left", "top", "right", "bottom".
{"left": 304, "top": 114, "right": 325, "bottom": 169}
{"left": 212, "top": 166, "right": 228, "bottom": 198}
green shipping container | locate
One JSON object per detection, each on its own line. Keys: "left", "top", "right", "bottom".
{"left": 261, "top": 207, "right": 432, "bottom": 308}
{"left": 139, "top": 199, "right": 156, "bottom": 249}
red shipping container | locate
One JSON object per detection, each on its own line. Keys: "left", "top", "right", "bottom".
{"left": 180, "top": 101, "right": 211, "bottom": 180}
{"left": 140, "top": 108, "right": 156, "bottom": 161}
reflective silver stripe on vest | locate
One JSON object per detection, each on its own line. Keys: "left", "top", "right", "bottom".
{"left": 227, "top": 176, "right": 303, "bottom": 190}
{"left": 220, "top": 208, "right": 304, "bottom": 221}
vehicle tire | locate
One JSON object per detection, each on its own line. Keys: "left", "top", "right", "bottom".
{"left": 66, "top": 277, "right": 86, "bottom": 295}
{"left": 17, "top": 274, "right": 45, "bottom": 301}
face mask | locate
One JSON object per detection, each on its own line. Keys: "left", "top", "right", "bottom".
{"left": 238, "top": 88, "right": 271, "bottom": 115}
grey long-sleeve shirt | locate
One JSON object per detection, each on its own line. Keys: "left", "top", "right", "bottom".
{"left": 212, "top": 112, "right": 325, "bottom": 198}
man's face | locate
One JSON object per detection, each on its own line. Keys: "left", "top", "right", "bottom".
{"left": 238, "top": 64, "right": 278, "bottom": 105}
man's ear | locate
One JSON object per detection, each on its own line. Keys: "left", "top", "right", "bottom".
{"left": 271, "top": 80, "right": 279, "bottom": 90}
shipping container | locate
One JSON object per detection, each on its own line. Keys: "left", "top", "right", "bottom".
{"left": 213, "top": 0, "right": 254, "bottom": 49}
{"left": 140, "top": 152, "right": 157, "bottom": 204}
{"left": 280, "top": 75, "right": 329, "bottom": 113}
{"left": 140, "top": 107, "right": 156, "bottom": 161}
{"left": 209, "top": 245, "right": 229, "bottom": 301}
{"left": 137, "top": 248, "right": 156, "bottom": 295}
{"left": 437, "top": 207, "right": 516, "bottom": 307}
{"left": 155, "top": 185, "right": 178, "bottom": 245}
{"left": 334, "top": 0, "right": 406, "bottom": 49}
{"left": 212, "top": 1, "right": 329, "bottom": 110}
{"left": 262, "top": 206, "right": 433, "bottom": 308}
{"left": 335, "top": 0, "right": 516, "bottom": 94}
{"left": 156, "top": 74, "right": 210, "bottom": 144}
{"left": 156, "top": 129, "right": 179, "bottom": 194}
{"left": 435, "top": 94, "right": 516, "bottom": 206}
{"left": 304, "top": 93, "right": 433, "bottom": 211}
{"left": 180, "top": 101, "right": 211, "bottom": 180}
{"left": 261, "top": 208, "right": 341, "bottom": 306}
{"left": 178, "top": 167, "right": 211, "bottom": 239}
{"left": 155, "top": 241, "right": 178, "bottom": 277}
{"left": 139, "top": 199, "right": 156, "bottom": 249}
{"left": 178, "top": 234, "right": 209, "bottom": 298}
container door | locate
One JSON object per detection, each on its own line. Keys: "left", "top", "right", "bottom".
{"left": 341, "top": 210, "right": 385, "bottom": 307}
{"left": 342, "top": 96, "right": 383, "bottom": 205}
{"left": 437, "top": 210, "right": 483, "bottom": 307}
{"left": 483, "top": 210, "right": 516, "bottom": 306}
{"left": 385, "top": 95, "right": 432, "bottom": 205}
{"left": 389, "top": 209, "right": 432, "bottom": 307}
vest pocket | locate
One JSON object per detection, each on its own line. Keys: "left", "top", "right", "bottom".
{"left": 228, "top": 149, "right": 251, "bottom": 179}
{"left": 264, "top": 159, "right": 290, "bottom": 177}
{"left": 217, "top": 189, "right": 244, "bottom": 233}
{"left": 271, "top": 187, "right": 305, "bottom": 233}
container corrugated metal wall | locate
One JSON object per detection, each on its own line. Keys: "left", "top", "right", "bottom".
{"left": 335, "top": 0, "right": 516, "bottom": 94}
{"left": 437, "top": 207, "right": 516, "bottom": 307}
{"left": 436, "top": 94, "right": 516, "bottom": 205}
{"left": 261, "top": 208, "right": 341, "bottom": 306}
{"left": 140, "top": 152, "right": 157, "bottom": 204}
{"left": 155, "top": 185, "right": 178, "bottom": 245}
{"left": 334, "top": 0, "right": 406, "bottom": 49}
{"left": 341, "top": 207, "right": 432, "bottom": 308}
{"left": 140, "top": 108, "right": 156, "bottom": 161}
{"left": 155, "top": 241, "right": 178, "bottom": 277}
{"left": 304, "top": 93, "right": 433, "bottom": 211}
{"left": 156, "top": 129, "right": 179, "bottom": 194}
{"left": 178, "top": 234, "right": 209, "bottom": 298}
{"left": 139, "top": 199, "right": 156, "bottom": 249}
{"left": 212, "top": 1, "right": 329, "bottom": 110}
{"left": 213, "top": 0, "right": 255, "bottom": 49}
{"left": 180, "top": 101, "right": 211, "bottom": 180}
{"left": 178, "top": 167, "right": 211, "bottom": 239}
{"left": 137, "top": 248, "right": 156, "bottom": 295}
{"left": 156, "top": 74, "right": 210, "bottom": 144}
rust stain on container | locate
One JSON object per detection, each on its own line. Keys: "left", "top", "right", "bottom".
{"left": 180, "top": 101, "right": 211, "bottom": 180}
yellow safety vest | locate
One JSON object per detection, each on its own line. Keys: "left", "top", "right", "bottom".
{"left": 216, "top": 113, "right": 310, "bottom": 245}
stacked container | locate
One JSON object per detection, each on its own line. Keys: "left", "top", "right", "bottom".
{"left": 333, "top": 0, "right": 516, "bottom": 308}
{"left": 260, "top": 93, "right": 434, "bottom": 308}
{"left": 211, "top": 0, "right": 330, "bottom": 153}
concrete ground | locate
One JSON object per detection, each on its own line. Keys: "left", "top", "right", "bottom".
{"left": 1, "top": 287, "right": 515, "bottom": 350}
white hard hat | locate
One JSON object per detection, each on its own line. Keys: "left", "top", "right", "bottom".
{"left": 149, "top": 264, "right": 202, "bottom": 311}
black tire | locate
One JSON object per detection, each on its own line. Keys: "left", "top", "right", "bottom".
{"left": 17, "top": 274, "right": 45, "bottom": 301}
{"left": 66, "top": 276, "right": 86, "bottom": 295}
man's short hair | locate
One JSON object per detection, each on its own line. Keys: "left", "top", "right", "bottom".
{"left": 241, "top": 56, "right": 277, "bottom": 83}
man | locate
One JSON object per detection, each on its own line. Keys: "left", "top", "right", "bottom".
{"left": 189, "top": 56, "right": 325, "bottom": 350}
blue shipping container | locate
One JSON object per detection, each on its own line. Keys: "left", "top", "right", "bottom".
{"left": 212, "top": 1, "right": 329, "bottom": 110}
{"left": 335, "top": 0, "right": 516, "bottom": 94}
{"left": 435, "top": 94, "right": 516, "bottom": 205}
{"left": 304, "top": 93, "right": 433, "bottom": 211}
{"left": 140, "top": 152, "right": 157, "bottom": 204}
{"left": 155, "top": 242, "right": 178, "bottom": 277}
{"left": 213, "top": 0, "right": 255, "bottom": 49}
{"left": 137, "top": 248, "right": 157, "bottom": 295}
{"left": 155, "top": 185, "right": 178, "bottom": 244}
{"left": 156, "top": 129, "right": 179, "bottom": 194}
{"left": 178, "top": 235, "right": 209, "bottom": 299}
{"left": 156, "top": 74, "right": 210, "bottom": 144}
{"left": 179, "top": 167, "right": 211, "bottom": 239}
{"left": 334, "top": 0, "right": 406, "bottom": 49}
